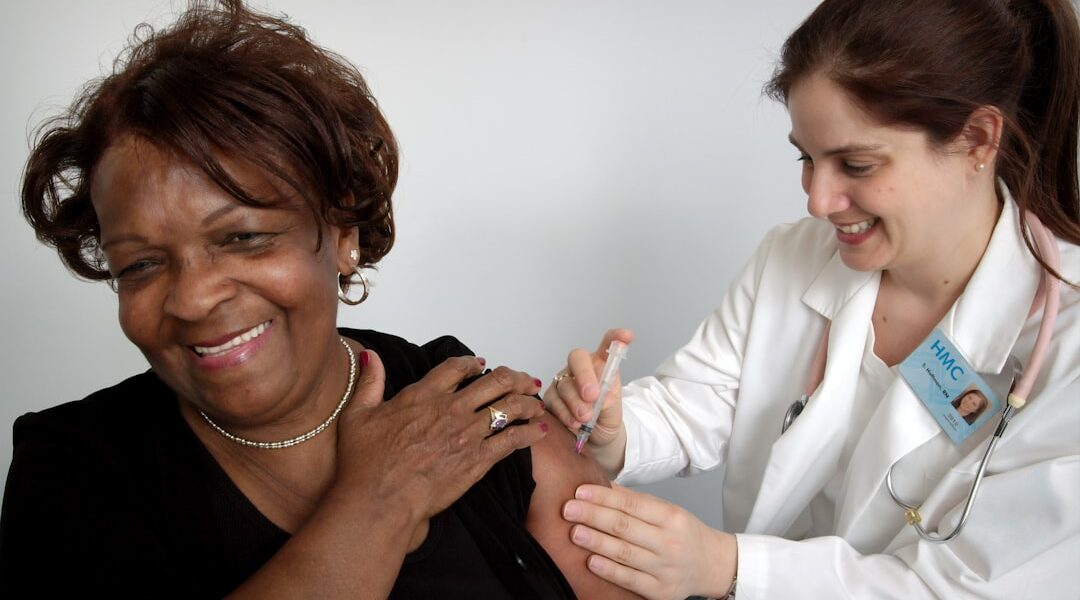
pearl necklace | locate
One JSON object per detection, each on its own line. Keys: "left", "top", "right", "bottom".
{"left": 198, "top": 336, "right": 357, "bottom": 449}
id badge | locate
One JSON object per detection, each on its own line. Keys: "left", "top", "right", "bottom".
{"left": 898, "top": 328, "right": 1002, "bottom": 445}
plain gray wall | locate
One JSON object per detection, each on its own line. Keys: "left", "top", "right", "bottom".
{"left": 1, "top": 0, "right": 816, "bottom": 529}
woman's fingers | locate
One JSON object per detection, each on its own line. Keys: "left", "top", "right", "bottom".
{"left": 420, "top": 355, "right": 487, "bottom": 392}
{"left": 457, "top": 366, "right": 542, "bottom": 411}
{"left": 467, "top": 394, "right": 545, "bottom": 439}
{"left": 348, "top": 348, "right": 386, "bottom": 410}
{"left": 478, "top": 417, "right": 549, "bottom": 465}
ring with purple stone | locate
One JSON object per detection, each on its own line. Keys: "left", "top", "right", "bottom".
{"left": 488, "top": 406, "right": 509, "bottom": 432}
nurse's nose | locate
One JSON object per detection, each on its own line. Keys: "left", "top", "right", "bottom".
{"left": 805, "top": 169, "right": 851, "bottom": 219}
{"left": 163, "top": 255, "right": 238, "bottom": 322}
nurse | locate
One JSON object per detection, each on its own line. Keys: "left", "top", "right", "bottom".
{"left": 545, "top": 0, "right": 1080, "bottom": 597}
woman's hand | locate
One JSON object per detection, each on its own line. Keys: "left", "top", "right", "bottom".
{"left": 544, "top": 329, "right": 634, "bottom": 474}
{"left": 334, "top": 349, "right": 549, "bottom": 526}
{"left": 562, "top": 484, "right": 737, "bottom": 600}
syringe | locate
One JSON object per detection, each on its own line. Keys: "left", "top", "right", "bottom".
{"left": 574, "top": 340, "right": 628, "bottom": 454}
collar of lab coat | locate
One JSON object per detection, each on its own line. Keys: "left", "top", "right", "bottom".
{"left": 745, "top": 188, "right": 1040, "bottom": 538}
{"left": 804, "top": 184, "right": 1038, "bottom": 372}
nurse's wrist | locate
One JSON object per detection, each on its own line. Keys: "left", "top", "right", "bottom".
{"left": 590, "top": 426, "right": 627, "bottom": 478}
{"left": 703, "top": 530, "right": 738, "bottom": 598}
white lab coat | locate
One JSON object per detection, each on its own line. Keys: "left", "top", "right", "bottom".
{"left": 616, "top": 194, "right": 1080, "bottom": 599}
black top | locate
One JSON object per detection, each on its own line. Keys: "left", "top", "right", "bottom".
{"left": 0, "top": 329, "right": 574, "bottom": 599}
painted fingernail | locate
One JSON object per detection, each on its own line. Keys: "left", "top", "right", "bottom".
{"left": 476, "top": 357, "right": 486, "bottom": 367}
{"left": 359, "top": 351, "right": 369, "bottom": 368}
{"left": 571, "top": 526, "right": 589, "bottom": 544}
{"left": 533, "top": 378, "right": 543, "bottom": 388}
{"left": 563, "top": 501, "right": 581, "bottom": 519}
{"left": 539, "top": 422, "right": 549, "bottom": 433}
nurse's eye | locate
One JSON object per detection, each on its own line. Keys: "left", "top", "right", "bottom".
{"left": 843, "top": 162, "right": 874, "bottom": 175}
{"left": 796, "top": 153, "right": 813, "bottom": 165}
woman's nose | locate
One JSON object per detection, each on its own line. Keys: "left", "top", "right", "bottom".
{"left": 805, "top": 170, "right": 850, "bottom": 219}
{"left": 162, "top": 256, "right": 237, "bottom": 322}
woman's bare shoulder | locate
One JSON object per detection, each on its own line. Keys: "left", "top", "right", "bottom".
{"left": 526, "top": 412, "right": 643, "bottom": 599}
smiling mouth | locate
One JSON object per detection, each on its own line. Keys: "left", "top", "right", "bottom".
{"left": 836, "top": 218, "right": 878, "bottom": 234}
{"left": 192, "top": 321, "right": 271, "bottom": 357}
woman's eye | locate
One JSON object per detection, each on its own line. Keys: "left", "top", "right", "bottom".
{"left": 796, "top": 153, "right": 812, "bottom": 164}
{"left": 225, "top": 231, "right": 274, "bottom": 246}
{"left": 114, "top": 260, "right": 159, "bottom": 279}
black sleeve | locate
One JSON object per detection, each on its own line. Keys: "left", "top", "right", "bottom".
{"left": 0, "top": 413, "right": 177, "bottom": 598}
{"left": 419, "top": 335, "right": 536, "bottom": 523}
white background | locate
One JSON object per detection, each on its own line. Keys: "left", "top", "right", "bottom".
{"left": 1, "top": 0, "right": 815, "bottom": 528}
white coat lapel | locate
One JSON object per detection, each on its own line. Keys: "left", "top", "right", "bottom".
{"left": 835, "top": 194, "right": 1041, "bottom": 542}
{"left": 744, "top": 254, "right": 878, "bottom": 535}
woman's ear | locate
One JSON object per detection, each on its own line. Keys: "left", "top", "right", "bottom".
{"left": 960, "top": 106, "right": 1004, "bottom": 174}
{"left": 334, "top": 191, "right": 361, "bottom": 274}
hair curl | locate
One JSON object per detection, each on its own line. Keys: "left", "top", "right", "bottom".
{"left": 22, "top": 0, "right": 398, "bottom": 286}
{"left": 766, "top": 0, "right": 1080, "bottom": 285}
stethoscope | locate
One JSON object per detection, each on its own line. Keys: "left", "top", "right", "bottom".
{"left": 780, "top": 213, "right": 1062, "bottom": 544}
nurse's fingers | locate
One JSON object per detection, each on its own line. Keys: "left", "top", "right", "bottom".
{"left": 583, "top": 553, "right": 658, "bottom": 600}
{"left": 574, "top": 484, "right": 673, "bottom": 528}
{"left": 568, "top": 523, "right": 657, "bottom": 574}
{"left": 543, "top": 371, "right": 583, "bottom": 431}
{"left": 567, "top": 348, "right": 599, "bottom": 420}
{"left": 562, "top": 492, "right": 661, "bottom": 553}
{"left": 595, "top": 328, "right": 635, "bottom": 356}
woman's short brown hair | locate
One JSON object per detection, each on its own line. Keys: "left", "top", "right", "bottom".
{"left": 22, "top": 0, "right": 397, "bottom": 281}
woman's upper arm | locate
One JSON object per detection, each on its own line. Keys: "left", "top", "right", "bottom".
{"left": 526, "top": 412, "right": 643, "bottom": 599}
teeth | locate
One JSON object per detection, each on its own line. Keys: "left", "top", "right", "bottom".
{"left": 837, "top": 218, "right": 877, "bottom": 234}
{"left": 193, "top": 321, "right": 269, "bottom": 357}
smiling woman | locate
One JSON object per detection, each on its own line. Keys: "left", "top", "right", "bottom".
{"left": 0, "top": 1, "right": 637, "bottom": 598}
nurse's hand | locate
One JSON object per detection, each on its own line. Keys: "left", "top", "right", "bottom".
{"left": 562, "top": 484, "right": 737, "bottom": 600}
{"left": 544, "top": 329, "right": 634, "bottom": 475}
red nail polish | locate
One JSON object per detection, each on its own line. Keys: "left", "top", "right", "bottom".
{"left": 539, "top": 400, "right": 546, "bottom": 411}
{"left": 533, "top": 378, "right": 543, "bottom": 388}
{"left": 477, "top": 357, "right": 486, "bottom": 367}
{"left": 360, "top": 351, "right": 369, "bottom": 368}
{"left": 540, "top": 422, "right": 549, "bottom": 433}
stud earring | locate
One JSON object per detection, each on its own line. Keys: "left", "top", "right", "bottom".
{"left": 976, "top": 163, "right": 986, "bottom": 172}
{"left": 349, "top": 249, "right": 359, "bottom": 263}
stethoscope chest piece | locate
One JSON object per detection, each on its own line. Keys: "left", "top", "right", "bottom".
{"left": 782, "top": 394, "right": 808, "bottom": 434}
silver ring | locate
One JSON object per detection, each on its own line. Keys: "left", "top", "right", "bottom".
{"left": 488, "top": 406, "right": 509, "bottom": 432}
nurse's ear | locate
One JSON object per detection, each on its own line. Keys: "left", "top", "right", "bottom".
{"left": 958, "top": 106, "right": 1004, "bottom": 175}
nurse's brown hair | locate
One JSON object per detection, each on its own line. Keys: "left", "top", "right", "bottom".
{"left": 766, "top": 0, "right": 1079, "bottom": 284}
{"left": 22, "top": 0, "right": 397, "bottom": 283}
